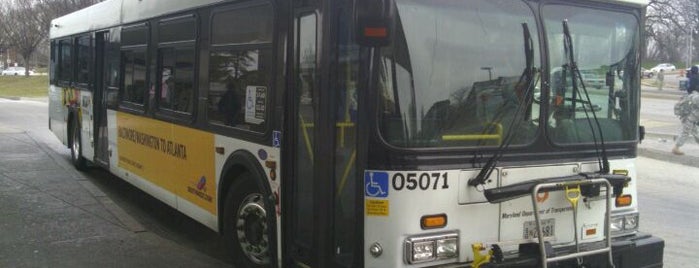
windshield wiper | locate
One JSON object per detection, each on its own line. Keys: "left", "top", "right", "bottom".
{"left": 562, "top": 20, "right": 610, "bottom": 174}
{"left": 469, "top": 23, "right": 536, "bottom": 187}
{"left": 484, "top": 173, "right": 629, "bottom": 203}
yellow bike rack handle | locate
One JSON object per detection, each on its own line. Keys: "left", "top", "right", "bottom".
{"left": 470, "top": 243, "right": 492, "bottom": 268}
{"left": 565, "top": 185, "right": 581, "bottom": 209}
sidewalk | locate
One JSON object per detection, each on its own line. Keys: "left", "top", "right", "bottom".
{"left": 639, "top": 85, "right": 699, "bottom": 168}
{"left": 0, "top": 129, "right": 229, "bottom": 267}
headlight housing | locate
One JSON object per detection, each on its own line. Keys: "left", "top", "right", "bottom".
{"left": 610, "top": 212, "right": 639, "bottom": 236}
{"left": 404, "top": 232, "right": 459, "bottom": 264}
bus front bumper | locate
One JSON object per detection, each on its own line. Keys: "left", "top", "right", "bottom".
{"left": 448, "top": 232, "right": 664, "bottom": 268}
{"left": 579, "top": 232, "right": 664, "bottom": 268}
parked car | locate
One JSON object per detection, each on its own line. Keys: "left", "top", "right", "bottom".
{"left": 641, "top": 68, "right": 654, "bottom": 78}
{"left": 649, "top": 63, "right": 676, "bottom": 73}
{"left": 1, "top": 67, "right": 34, "bottom": 76}
{"left": 579, "top": 70, "right": 605, "bottom": 89}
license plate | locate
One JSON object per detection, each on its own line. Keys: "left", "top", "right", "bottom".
{"left": 523, "top": 218, "right": 555, "bottom": 239}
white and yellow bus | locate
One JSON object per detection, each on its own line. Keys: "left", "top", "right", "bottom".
{"left": 49, "top": 0, "right": 663, "bottom": 267}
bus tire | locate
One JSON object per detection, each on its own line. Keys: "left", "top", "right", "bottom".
{"left": 223, "top": 173, "right": 272, "bottom": 267}
{"left": 70, "top": 120, "right": 87, "bottom": 170}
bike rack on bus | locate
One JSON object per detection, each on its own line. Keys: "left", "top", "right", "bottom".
{"left": 530, "top": 178, "right": 614, "bottom": 268}
{"left": 482, "top": 173, "right": 629, "bottom": 268}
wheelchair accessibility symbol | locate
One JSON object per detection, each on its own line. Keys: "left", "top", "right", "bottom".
{"left": 364, "top": 171, "right": 389, "bottom": 198}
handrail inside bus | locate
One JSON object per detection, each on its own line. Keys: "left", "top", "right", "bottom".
{"left": 299, "top": 119, "right": 357, "bottom": 196}
{"left": 300, "top": 116, "right": 314, "bottom": 161}
{"left": 300, "top": 121, "right": 356, "bottom": 149}
{"left": 441, "top": 123, "right": 503, "bottom": 145}
{"left": 336, "top": 149, "right": 356, "bottom": 197}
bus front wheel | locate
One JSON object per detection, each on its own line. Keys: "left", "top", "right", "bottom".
{"left": 70, "top": 120, "right": 87, "bottom": 170}
{"left": 223, "top": 174, "right": 271, "bottom": 267}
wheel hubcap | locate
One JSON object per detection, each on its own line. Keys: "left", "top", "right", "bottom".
{"left": 235, "top": 193, "right": 270, "bottom": 265}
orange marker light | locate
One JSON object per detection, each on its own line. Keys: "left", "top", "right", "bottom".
{"left": 616, "top": 195, "right": 632, "bottom": 207}
{"left": 364, "top": 27, "right": 387, "bottom": 38}
{"left": 421, "top": 214, "right": 447, "bottom": 230}
{"left": 586, "top": 228, "right": 597, "bottom": 236}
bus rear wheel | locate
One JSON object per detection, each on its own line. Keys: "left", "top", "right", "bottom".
{"left": 223, "top": 174, "right": 271, "bottom": 267}
{"left": 70, "top": 120, "right": 87, "bottom": 170}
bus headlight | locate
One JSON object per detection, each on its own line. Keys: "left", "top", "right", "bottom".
{"left": 412, "top": 241, "right": 435, "bottom": 262}
{"left": 436, "top": 237, "right": 458, "bottom": 258}
{"left": 404, "top": 232, "right": 459, "bottom": 264}
{"left": 610, "top": 212, "right": 639, "bottom": 235}
{"left": 624, "top": 214, "right": 638, "bottom": 229}
{"left": 610, "top": 217, "right": 624, "bottom": 232}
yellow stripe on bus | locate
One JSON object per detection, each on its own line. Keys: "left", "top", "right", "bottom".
{"left": 116, "top": 112, "right": 217, "bottom": 215}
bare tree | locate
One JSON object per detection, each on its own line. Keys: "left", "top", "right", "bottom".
{"left": 0, "top": 29, "right": 7, "bottom": 69}
{"left": 645, "top": 0, "right": 698, "bottom": 64}
{"left": 0, "top": 0, "right": 101, "bottom": 76}
{"left": 0, "top": 1, "right": 45, "bottom": 76}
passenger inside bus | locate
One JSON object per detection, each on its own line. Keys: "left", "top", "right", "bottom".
{"left": 218, "top": 80, "right": 242, "bottom": 126}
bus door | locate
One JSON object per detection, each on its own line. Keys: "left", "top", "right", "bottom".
{"left": 285, "top": 8, "right": 321, "bottom": 267}
{"left": 285, "top": 3, "right": 361, "bottom": 266}
{"left": 92, "top": 30, "right": 114, "bottom": 167}
{"left": 76, "top": 35, "right": 96, "bottom": 163}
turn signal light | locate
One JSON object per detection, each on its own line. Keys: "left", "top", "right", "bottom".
{"left": 586, "top": 228, "right": 597, "bottom": 236}
{"left": 364, "top": 27, "right": 388, "bottom": 38}
{"left": 421, "top": 214, "right": 447, "bottom": 230}
{"left": 616, "top": 195, "right": 632, "bottom": 207}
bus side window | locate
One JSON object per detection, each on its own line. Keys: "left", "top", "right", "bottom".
{"left": 75, "top": 35, "right": 91, "bottom": 87}
{"left": 121, "top": 50, "right": 147, "bottom": 105}
{"left": 50, "top": 41, "right": 57, "bottom": 84}
{"left": 120, "top": 24, "right": 149, "bottom": 107}
{"left": 156, "top": 16, "right": 196, "bottom": 115}
{"left": 207, "top": 3, "right": 273, "bottom": 133}
{"left": 58, "top": 39, "right": 73, "bottom": 86}
{"left": 157, "top": 48, "right": 195, "bottom": 114}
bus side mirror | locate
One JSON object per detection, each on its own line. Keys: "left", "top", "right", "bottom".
{"left": 354, "top": 0, "right": 393, "bottom": 47}
{"left": 638, "top": 125, "right": 645, "bottom": 143}
{"left": 605, "top": 71, "right": 615, "bottom": 88}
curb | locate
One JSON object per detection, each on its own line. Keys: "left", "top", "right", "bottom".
{"left": 0, "top": 96, "right": 49, "bottom": 102}
{"left": 639, "top": 132, "right": 699, "bottom": 168}
{"left": 0, "top": 96, "right": 21, "bottom": 101}
{"left": 644, "top": 132, "right": 676, "bottom": 140}
{"left": 641, "top": 92, "right": 684, "bottom": 101}
{"left": 637, "top": 147, "right": 699, "bottom": 168}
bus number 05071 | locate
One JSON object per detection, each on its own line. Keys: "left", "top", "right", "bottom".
{"left": 392, "top": 172, "right": 449, "bottom": 191}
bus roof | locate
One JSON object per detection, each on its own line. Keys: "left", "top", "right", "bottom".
{"left": 50, "top": 0, "right": 649, "bottom": 39}
{"left": 593, "top": 0, "right": 649, "bottom": 7}
{"left": 50, "top": 0, "right": 225, "bottom": 39}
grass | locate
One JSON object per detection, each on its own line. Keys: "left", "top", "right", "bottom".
{"left": 0, "top": 75, "right": 49, "bottom": 98}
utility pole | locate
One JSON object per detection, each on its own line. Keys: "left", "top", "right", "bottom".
{"left": 688, "top": 26, "right": 694, "bottom": 69}
{"left": 690, "top": 26, "right": 694, "bottom": 67}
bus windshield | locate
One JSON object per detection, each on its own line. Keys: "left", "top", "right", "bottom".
{"left": 378, "top": 0, "right": 540, "bottom": 148}
{"left": 544, "top": 4, "right": 640, "bottom": 144}
{"left": 377, "top": 0, "right": 640, "bottom": 149}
